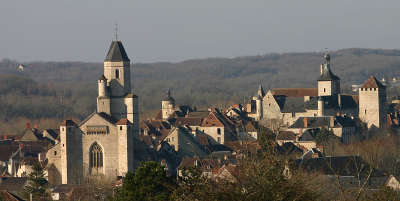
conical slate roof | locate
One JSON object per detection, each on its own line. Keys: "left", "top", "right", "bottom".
{"left": 318, "top": 66, "right": 340, "bottom": 81}
{"left": 104, "top": 41, "right": 130, "bottom": 62}
{"left": 361, "top": 76, "right": 385, "bottom": 89}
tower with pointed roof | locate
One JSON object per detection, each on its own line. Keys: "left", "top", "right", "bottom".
{"left": 317, "top": 54, "right": 340, "bottom": 97}
{"left": 97, "top": 40, "right": 138, "bottom": 126}
{"left": 359, "top": 76, "right": 386, "bottom": 128}
{"left": 47, "top": 40, "right": 138, "bottom": 185}
{"left": 162, "top": 89, "right": 176, "bottom": 120}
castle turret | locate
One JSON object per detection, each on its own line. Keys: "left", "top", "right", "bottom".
{"left": 98, "top": 75, "right": 107, "bottom": 97}
{"left": 162, "top": 89, "right": 176, "bottom": 120}
{"left": 359, "top": 76, "right": 386, "bottom": 128}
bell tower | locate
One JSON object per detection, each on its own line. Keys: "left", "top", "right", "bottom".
{"left": 103, "top": 41, "right": 131, "bottom": 96}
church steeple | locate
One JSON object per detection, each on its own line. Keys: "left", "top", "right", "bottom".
{"left": 105, "top": 41, "right": 130, "bottom": 62}
{"left": 103, "top": 40, "right": 132, "bottom": 96}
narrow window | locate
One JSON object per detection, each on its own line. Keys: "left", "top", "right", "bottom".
{"left": 217, "top": 128, "right": 221, "bottom": 135}
{"left": 217, "top": 137, "right": 221, "bottom": 143}
{"left": 120, "top": 126, "right": 123, "bottom": 130}
{"left": 365, "top": 109, "right": 367, "bottom": 115}
{"left": 115, "top": 69, "right": 120, "bottom": 79}
{"left": 172, "top": 137, "right": 175, "bottom": 142}
{"left": 324, "top": 88, "right": 326, "bottom": 92}
{"left": 54, "top": 151, "right": 57, "bottom": 156}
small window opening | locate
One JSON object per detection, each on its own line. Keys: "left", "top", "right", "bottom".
{"left": 115, "top": 69, "right": 120, "bottom": 79}
{"left": 120, "top": 126, "right": 123, "bottom": 130}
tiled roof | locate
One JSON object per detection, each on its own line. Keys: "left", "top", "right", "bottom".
{"left": 361, "top": 76, "right": 386, "bottom": 89}
{"left": 104, "top": 41, "right": 130, "bottom": 62}
{"left": 116, "top": 118, "right": 132, "bottom": 125}
{"left": 0, "top": 177, "right": 28, "bottom": 192}
{"left": 277, "top": 131, "right": 296, "bottom": 141}
{"left": 0, "top": 191, "right": 25, "bottom": 201}
{"left": 271, "top": 88, "right": 318, "bottom": 97}
{"left": 174, "top": 117, "right": 202, "bottom": 127}
{"left": 318, "top": 68, "right": 340, "bottom": 81}
{"left": 276, "top": 97, "right": 307, "bottom": 113}
{"left": 297, "top": 156, "right": 386, "bottom": 177}
{"left": 60, "top": 120, "right": 77, "bottom": 127}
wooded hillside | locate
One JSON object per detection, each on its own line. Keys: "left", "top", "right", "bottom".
{"left": 1, "top": 48, "right": 400, "bottom": 134}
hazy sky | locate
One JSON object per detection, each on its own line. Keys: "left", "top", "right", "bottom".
{"left": 2, "top": 0, "right": 400, "bottom": 63}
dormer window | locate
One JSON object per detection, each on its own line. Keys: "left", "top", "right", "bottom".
{"left": 115, "top": 69, "right": 120, "bottom": 79}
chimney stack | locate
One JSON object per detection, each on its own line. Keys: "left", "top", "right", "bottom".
{"left": 26, "top": 123, "right": 31, "bottom": 129}
{"left": 304, "top": 117, "right": 308, "bottom": 128}
{"left": 330, "top": 116, "right": 335, "bottom": 127}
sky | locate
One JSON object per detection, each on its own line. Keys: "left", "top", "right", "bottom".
{"left": 1, "top": 0, "right": 400, "bottom": 63}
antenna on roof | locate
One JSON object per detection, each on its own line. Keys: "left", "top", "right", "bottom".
{"left": 115, "top": 23, "right": 119, "bottom": 41}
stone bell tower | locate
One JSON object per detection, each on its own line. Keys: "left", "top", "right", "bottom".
{"left": 97, "top": 40, "right": 139, "bottom": 130}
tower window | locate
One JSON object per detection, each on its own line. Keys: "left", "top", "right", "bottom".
{"left": 115, "top": 69, "right": 120, "bottom": 79}
{"left": 324, "top": 88, "right": 326, "bottom": 92}
{"left": 365, "top": 109, "right": 367, "bottom": 115}
{"left": 217, "top": 128, "right": 221, "bottom": 135}
{"left": 120, "top": 126, "right": 123, "bottom": 130}
{"left": 90, "top": 143, "right": 103, "bottom": 170}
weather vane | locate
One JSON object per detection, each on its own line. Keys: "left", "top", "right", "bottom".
{"left": 115, "top": 23, "right": 118, "bottom": 41}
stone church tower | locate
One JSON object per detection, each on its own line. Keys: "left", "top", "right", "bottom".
{"left": 317, "top": 54, "right": 340, "bottom": 97}
{"left": 48, "top": 40, "right": 138, "bottom": 185}
{"left": 359, "top": 76, "right": 386, "bottom": 128}
{"left": 161, "top": 89, "right": 176, "bottom": 120}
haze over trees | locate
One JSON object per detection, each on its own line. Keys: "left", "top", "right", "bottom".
{"left": 2, "top": 48, "right": 400, "bottom": 134}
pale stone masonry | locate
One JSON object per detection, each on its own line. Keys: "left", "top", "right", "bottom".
{"left": 358, "top": 76, "right": 387, "bottom": 128}
{"left": 47, "top": 40, "right": 138, "bottom": 184}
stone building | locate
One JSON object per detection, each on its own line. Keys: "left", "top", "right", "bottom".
{"left": 259, "top": 54, "right": 361, "bottom": 127}
{"left": 359, "top": 76, "right": 387, "bottom": 128}
{"left": 46, "top": 40, "right": 138, "bottom": 184}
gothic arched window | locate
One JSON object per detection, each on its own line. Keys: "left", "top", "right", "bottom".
{"left": 90, "top": 143, "right": 103, "bottom": 169}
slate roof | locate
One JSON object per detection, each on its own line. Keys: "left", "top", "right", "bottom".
{"left": 0, "top": 177, "right": 28, "bottom": 192}
{"left": 297, "top": 156, "right": 386, "bottom": 177}
{"left": 0, "top": 190, "right": 25, "bottom": 201}
{"left": 271, "top": 88, "right": 318, "bottom": 97}
{"left": 361, "top": 76, "right": 386, "bottom": 89}
{"left": 276, "top": 131, "right": 296, "bottom": 141}
{"left": 275, "top": 97, "right": 307, "bottom": 113}
{"left": 60, "top": 120, "right": 77, "bottom": 127}
{"left": 104, "top": 41, "right": 130, "bottom": 62}
{"left": 98, "top": 74, "right": 106, "bottom": 81}
{"left": 174, "top": 117, "right": 202, "bottom": 127}
{"left": 339, "top": 94, "right": 359, "bottom": 109}
{"left": 289, "top": 116, "right": 356, "bottom": 129}
{"left": 277, "top": 142, "right": 303, "bottom": 156}
{"left": 318, "top": 67, "right": 340, "bottom": 81}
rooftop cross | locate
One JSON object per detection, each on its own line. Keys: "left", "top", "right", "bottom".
{"left": 115, "top": 23, "right": 118, "bottom": 41}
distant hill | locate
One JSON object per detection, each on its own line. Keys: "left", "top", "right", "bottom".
{"left": 1, "top": 48, "right": 400, "bottom": 133}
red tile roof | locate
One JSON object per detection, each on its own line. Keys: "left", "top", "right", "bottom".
{"left": 116, "top": 118, "right": 132, "bottom": 125}
{"left": 361, "top": 76, "right": 385, "bottom": 89}
{"left": 60, "top": 120, "right": 77, "bottom": 127}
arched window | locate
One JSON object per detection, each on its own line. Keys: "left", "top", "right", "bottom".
{"left": 90, "top": 143, "right": 103, "bottom": 169}
{"left": 115, "top": 69, "right": 120, "bottom": 79}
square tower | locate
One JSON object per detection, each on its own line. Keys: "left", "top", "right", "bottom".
{"left": 358, "top": 76, "right": 386, "bottom": 128}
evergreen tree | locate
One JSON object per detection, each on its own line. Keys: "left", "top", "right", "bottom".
{"left": 23, "top": 162, "right": 50, "bottom": 201}
{"left": 114, "top": 161, "right": 174, "bottom": 201}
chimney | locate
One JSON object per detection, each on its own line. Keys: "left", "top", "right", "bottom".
{"left": 320, "top": 64, "right": 323, "bottom": 75}
{"left": 3, "top": 135, "right": 6, "bottom": 140}
{"left": 330, "top": 116, "right": 335, "bottom": 127}
{"left": 34, "top": 124, "right": 38, "bottom": 129}
{"left": 26, "top": 123, "right": 31, "bottom": 129}
{"left": 304, "top": 117, "right": 308, "bottom": 128}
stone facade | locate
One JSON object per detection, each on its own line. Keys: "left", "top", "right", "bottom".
{"left": 358, "top": 76, "right": 387, "bottom": 128}
{"left": 47, "top": 40, "right": 138, "bottom": 184}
